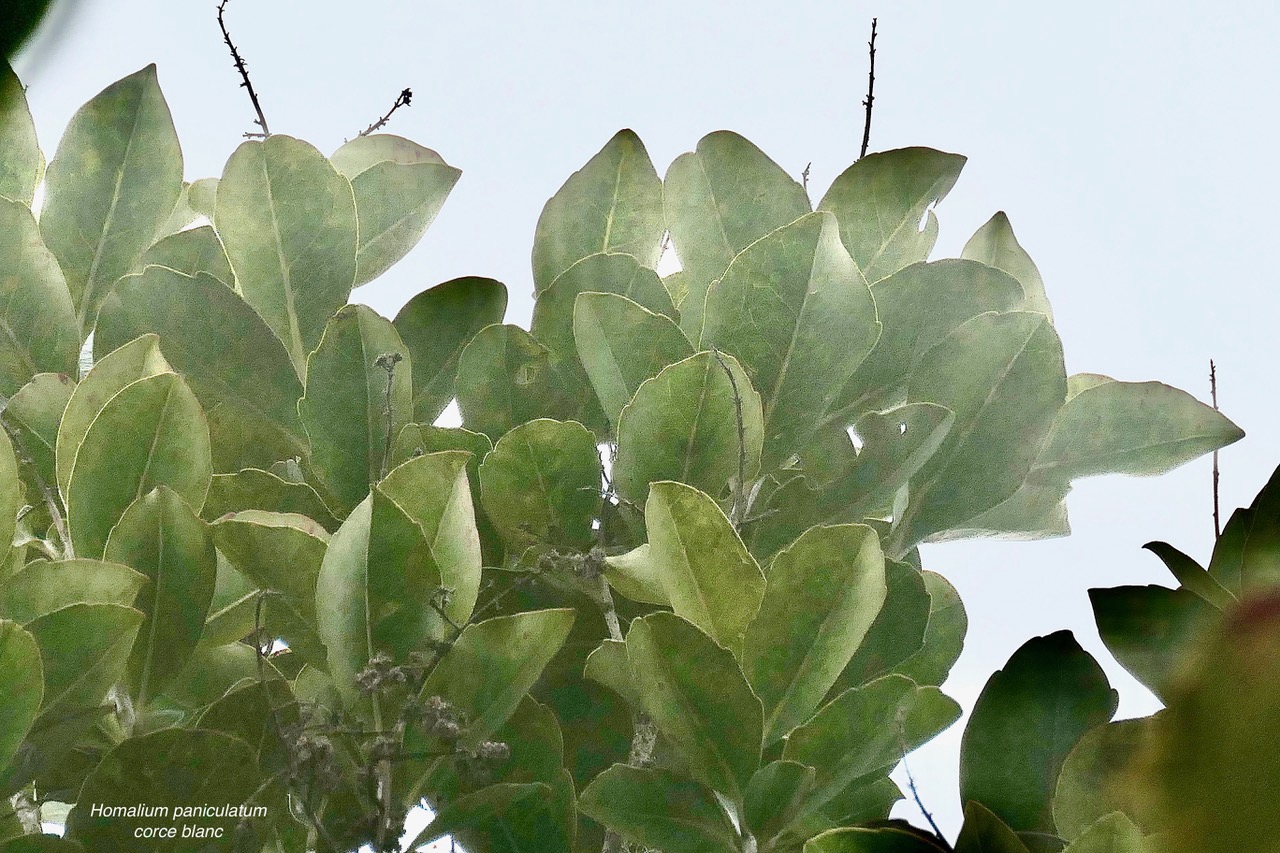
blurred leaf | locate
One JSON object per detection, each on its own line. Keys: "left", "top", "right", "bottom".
{"left": 215, "top": 134, "right": 357, "bottom": 373}
{"left": 64, "top": 730, "right": 260, "bottom": 852}
{"left": 1090, "top": 584, "right": 1215, "bottom": 703}
{"left": 479, "top": 418, "right": 600, "bottom": 552}
{"left": 702, "top": 212, "right": 878, "bottom": 468}
{"left": 0, "top": 62, "right": 43, "bottom": 206}
{"left": 573, "top": 291, "right": 694, "bottom": 429}
{"left": 960, "top": 631, "right": 1118, "bottom": 835}
{"left": 664, "top": 131, "right": 811, "bottom": 338}
{"left": 104, "top": 487, "right": 216, "bottom": 706}
{"left": 583, "top": 639, "right": 638, "bottom": 708}
{"left": 414, "top": 609, "right": 576, "bottom": 748}
{"left": 803, "top": 824, "right": 950, "bottom": 852}
{"left": 203, "top": 468, "right": 339, "bottom": 530}
{"left": 0, "top": 198, "right": 79, "bottom": 393}
{"left": 1032, "top": 379, "right": 1242, "bottom": 481}
{"left": 613, "top": 351, "right": 762, "bottom": 505}
{"left": 1060, "top": 814, "right": 1147, "bottom": 853}
{"left": 0, "top": 430, "right": 17, "bottom": 572}
{"left": 66, "top": 371, "right": 211, "bottom": 559}
{"left": 962, "top": 212, "right": 1053, "bottom": 319}
{"left": 895, "top": 312, "right": 1066, "bottom": 551}
{"left": 393, "top": 276, "right": 507, "bottom": 423}
{"left": 579, "top": 765, "right": 739, "bottom": 853}
{"left": 834, "top": 260, "right": 1023, "bottom": 420}
{"left": 40, "top": 65, "right": 182, "bottom": 330}
{"left": 0, "top": 836, "right": 84, "bottom": 853}
{"left": 411, "top": 779, "right": 573, "bottom": 853}
{"left": 1053, "top": 719, "right": 1160, "bottom": 841}
{"left": 55, "top": 333, "right": 171, "bottom": 500}
{"left": 533, "top": 129, "right": 664, "bottom": 293}
{"left": 331, "top": 133, "right": 460, "bottom": 285}
{"left": 137, "top": 225, "right": 234, "bottom": 286}
{"left": 94, "top": 267, "right": 307, "bottom": 471}
{"left": 616, "top": 482, "right": 765, "bottom": 654}
{"left": 626, "top": 612, "right": 763, "bottom": 802}
{"left": 956, "top": 801, "right": 1032, "bottom": 853}
{"left": 300, "top": 304, "right": 411, "bottom": 513}
{"left": 0, "top": 559, "right": 146, "bottom": 623}
{"left": 0, "top": 620, "right": 41, "bottom": 774}
{"left": 818, "top": 147, "right": 965, "bottom": 283}
{"left": 785, "top": 674, "right": 960, "bottom": 821}
{"left": 455, "top": 324, "right": 583, "bottom": 441}
{"left": 743, "top": 524, "right": 887, "bottom": 742}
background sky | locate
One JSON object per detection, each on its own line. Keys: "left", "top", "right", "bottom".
{"left": 15, "top": 0, "right": 1280, "bottom": 840}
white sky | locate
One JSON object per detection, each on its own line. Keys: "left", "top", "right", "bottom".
{"left": 16, "top": 0, "right": 1280, "bottom": 840}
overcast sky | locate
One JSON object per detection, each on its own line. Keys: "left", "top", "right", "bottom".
{"left": 15, "top": 0, "right": 1280, "bottom": 839}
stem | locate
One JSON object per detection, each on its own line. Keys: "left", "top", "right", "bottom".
{"left": 376, "top": 352, "right": 403, "bottom": 479}
{"left": 0, "top": 413, "right": 72, "bottom": 559}
{"left": 217, "top": 0, "right": 272, "bottom": 138}
{"left": 1210, "top": 359, "right": 1221, "bottom": 538}
{"left": 859, "top": 18, "right": 878, "bottom": 159}
{"left": 358, "top": 88, "right": 413, "bottom": 137}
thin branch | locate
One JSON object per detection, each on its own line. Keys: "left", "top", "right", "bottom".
{"left": 1210, "top": 359, "right": 1220, "bottom": 538}
{"left": 801, "top": 161, "right": 811, "bottom": 193}
{"left": 217, "top": 0, "right": 271, "bottom": 138}
{"left": 900, "top": 750, "right": 945, "bottom": 844}
{"left": 0, "top": 413, "right": 72, "bottom": 559}
{"left": 710, "top": 348, "right": 747, "bottom": 528}
{"left": 859, "top": 18, "right": 878, "bottom": 159}
{"left": 358, "top": 88, "right": 413, "bottom": 138}
{"left": 375, "top": 352, "right": 403, "bottom": 479}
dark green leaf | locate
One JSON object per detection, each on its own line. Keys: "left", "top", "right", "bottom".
{"left": 1090, "top": 585, "right": 1215, "bottom": 703}
{"left": 1060, "top": 814, "right": 1147, "bottom": 853}
{"left": 412, "top": 779, "right": 574, "bottom": 853}
{"left": 579, "top": 765, "right": 739, "bottom": 853}
{"left": 803, "top": 825, "right": 950, "bottom": 853}
{"left": 744, "top": 760, "right": 817, "bottom": 846}
{"left": 956, "top": 801, "right": 1032, "bottom": 853}
{"left": 826, "top": 561, "right": 930, "bottom": 697}
{"left": 0, "top": 559, "right": 146, "bottom": 623}
{"left": 0, "top": 620, "right": 41, "bottom": 773}
{"left": 1140, "top": 541, "right": 1234, "bottom": 610}
{"left": 896, "top": 571, "right": 968, "bottom": 687}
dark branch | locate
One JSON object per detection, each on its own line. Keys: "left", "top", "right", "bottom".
{"left": 358, "top": 88, "right": 413, "bottom": 137}
{"left": 801, "top": 161, "right": 812, "bottom": 193}
{"left": 1210, "top": 359, "right": 1221, "bottom": 538}
{"left": 859, "top": 17, "right": 878, "bottom": 159}
{"left": 217, "top": 0, "right": 272, "bottom": 138}
{"left": 899, "top": 740, "right": 945, "bottom": 844}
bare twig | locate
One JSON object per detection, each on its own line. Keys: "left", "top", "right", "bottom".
{"left": 899, "top": 750, "right": 945, "bottom": 844}
{"left": 801, "top": 161, "right": 811, "bottom": 193}
{"left": 1210, "top": 359, "right": 1220, "bottom": 538}
{"left": 358, "top": 88, "right": 413, "bottom": 137}
{"left": 710, "top": 348, "right": 747, "bottom": 527}
{"left": 217, "top": 0, "right": 272, "bottom": 138}
{"left": 859, "top": 18, "right": 878, "bottom": 159}
{"left": 375, "top": 352, "right": 403, "bottom": 479}
{"left": 0, "top": 413, "right": 72, "bottom": 559}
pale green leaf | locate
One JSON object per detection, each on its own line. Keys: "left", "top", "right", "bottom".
{"left": 743, "top": 760, "right": 817, "bottom": 846}
{"left": 137, "top": 225, "right": 234, "bottom": 286}
{"left": 579, "top": 765, "right": 739, "bottom": 853}
{"left": 455, "top": 324, "right": 582, "bottom": 441}
{"left": 0, "top": 429, "right": 17, "bottom": 572}
{"left": 0, "top": 559, "right": 146, "bottom": 623}
{"left": 39, "top": 65, "right": 182, "bottom": 330}
{"left": 25, "top": 603, "right": 143, "bottom": 723}
{"left": 2, "top": 372, "right": 74, "bottom": 497}
{"left": 1054, "top": 719, "right": 1160, "bottom": 841}
{"left": 532, "top": 129, "right": 664, "bottom": 293}
{"left": 314, "top": 496, "right": 376, "bottom": 711}
{"left": 202, "top": 468, "right": 339, "bottom": 530}
{"left": 804, "top": 825, "right": 950, "bottom": 853}
{"left": 962, "top": 212, "right": 1053, "bottom": 319}
{"left": 0, "top": 62, "right": 43, "bottom": 206}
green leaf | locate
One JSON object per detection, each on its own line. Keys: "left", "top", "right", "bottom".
{"left": 66, "top": 371, "right": 211, "bottom": 559}
{"left": 818, "top": 147, "right": 965, "bottom": 283}
{"left": 215, "top": 134, "right": 358, "bottom": 373}
{"left": 64, "top": 729, "right": 260, "bottom": 852}
{"left": 743, "top": 760, "right": 817, "bottom": 846}
{"left": 94, "top": 267, "right": 307, "bottom": 471}
{"left": 55, "top": 333, "right": 171, "bottom": 500}
{"left": 621, "top": 482, "right": 765, "bottom": 654}
{"left": 1032, "top": 379, "right": 1243, "bottom": 480}
{"left": 532, "top": 129, "right": 664, "bottom": 293}
{"left": 743, "top": 524, "right": 887, "bottom": 742}
{"left": 1091, "top": 584, "right": 1215, "bottom": 703}
{"left": 2, "top": 373, "right": 74, "bottom": 497}
{"left": 702, "top": 211, "right": 879, "bottom": 467}
{"left": 785, "top": 674, "right": 960, "bottom": 819}
{"left": 583, "top": 639, "right": 639, "bottom": 708}
{"left": 104, "top": 487, "right": 216, "bottom": 706}
{"left": 39, "top": 65, "right": 182, "bottom": 330}
{"left": 1140, "top": 541, "right": 1234, "bottom": 609}
{"left": 894, "top": 312, "right": 1066, "bottom": 551}
{"left": 663, "top": 131, "right": 811, "bottom": 338}
{"left": 0, "top": 429, "right": 17, "bottom": 572}
{"left": 625, "top": 612, "right": 763, "bottom": 801}
{"left": 156, "top": 641, "right": 262, "bottom": 711}
{"left": 0, "top": 198, "right": 79, "bottom": 393}
{"left": 199, "top": 551, "right": 258, "bottom": 647}
{"left": 962, "top": 212, "right": 1053, "bottom": 319}
{"left": 478, "top": 418, "right": 600, "bottom": 552}
{"left": 212, "top": 509, "right": 330, "bottom": 668}
{"left": 960, "top": 631, "right": 1118, "bottom": 835}
{"left": 826, "top": 561, "right": 930, "bottom": 696}
{"left": 415, "top": 609, "right": 576, "bottom": 747}
{"left": 392, "top": 276, "right": 507, "bottom": 423}
{"left": 942, "top": 475, "right": 1071, "bottom": 542}
{"left": 804, "top": 825, "right": 950, "bottom": 852}
{"left": 203, "top": 468, "right": 339, "bottom": 530}
{"left": 300, "top": 304, "right": 411, "bottom": 514}
{"left": 0, "top": 559, "right": 146, "bottom": 623}
{"left": 579, "top": 765, "right": 739, "bottom": 853}
{"left": 314, "top": 496, "right": 376, "bottom": 709}
{"left": 25, "top": 603, "right": 142, "bottom": 723}
{"left": 1053, "top": 719, "right": 1160, "bottom": 841}
{"left": 411, "top": 780, "right": 574, "bottom": 853}
{"left": 956, "top": 801, "right": 1032, "bottom": 853}
{"left": 0, "top": 620, "right": 41, "bottom": 773}
{"left": 137, "top": 225, "right": 235, "bottom": 286}
{"left": 0, "top": 836, "right": 84, "bottom": 853}
{"left": 613, "top": 351, "right": 762, "bottom": 505}
{"left": 831, "top": 403, "right": 956, "bottom": 519}
{"left": 573, "top": 292, "right": 694, "bottom": 429}
{"left": 1060, "top": 814, "right": 1148, "bottom": 853}
{"left": 896, "top": 570, "right": 968, "bottom": 687}
{"left": 0, "top": 62, "right": 43, "bottom": 207}
{"left": 391, "top": 424, "right": 498, "bottom": 563}
{"left": 833, "top": 260, "right": 1024, "bottom": 420}
{"left": 455, "top": 324, "right": 582, "bottom": 441}
{"left": 1137, "top": 592, "right": 1280, "bottom": 852}
{"left": 1208, "top": 465, "right": 1280, "bottom": 595}
{"left": 330, "top": 133, "right": 460, "bottom": 285}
